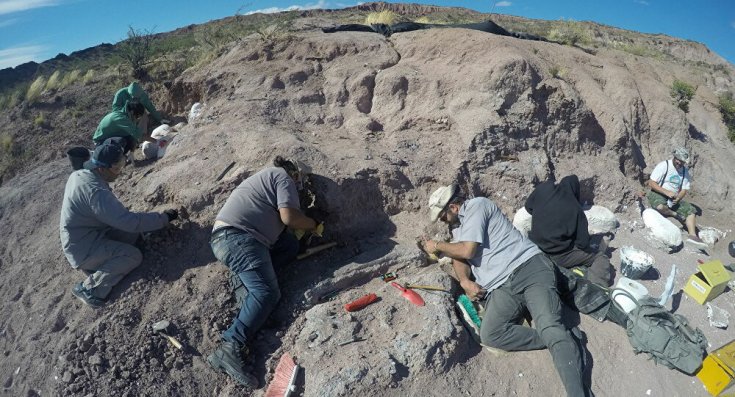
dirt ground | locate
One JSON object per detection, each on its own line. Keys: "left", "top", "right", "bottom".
{"left": 1, "top": 13, "right": 735, "bottom": 397}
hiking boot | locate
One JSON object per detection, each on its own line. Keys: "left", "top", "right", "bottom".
{"left": 685, "top": 235, "right": 708, "bottom": 250}
{"left": 207, "top": 342, "right": 257, "bottom": 388}
{"left": 71, "top": 282, "right": 106, "bottom": 308}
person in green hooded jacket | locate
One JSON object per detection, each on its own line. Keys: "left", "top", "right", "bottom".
{"left": 112, "top": 82, "right": 167, "bottom": 124}
{"left": 92, "top": 101, "right": 147, "bottom": 154}
{"left": 111, "top": 82, "right": 169, "bottom": 146}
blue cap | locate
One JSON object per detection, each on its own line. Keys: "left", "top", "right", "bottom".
{"left": 84, "top": 137, "right": 125, "bottom": 170}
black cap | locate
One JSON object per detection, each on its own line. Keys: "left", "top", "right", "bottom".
{"left": 84, "top": 137, "right": 125, "bottom": 170}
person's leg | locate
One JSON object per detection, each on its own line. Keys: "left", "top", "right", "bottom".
{"left": 551, "top": 247, "right": 612, "bottom": 287}
{"left": 516, "top": 255, "right": 587, "bottom": 397}
{"left": 106, "top": 229, "right": 140, "bottom": 245}
{"left": 210, "top": 229, "right": 280, "bottom": 347}
{"left": 208, "top": 229, "right": 273, "bottom": 388}
{"left": 76, "top": 239, "right": 143, "bottom": 299}
{"left": 480, "top": 287, "right": 545, "bottom": 351}
{"left": 647, "top": 190, "right": 677, "bottom": 217}
{"left": 269, "top": 231, "right": 300, "bottom": 268}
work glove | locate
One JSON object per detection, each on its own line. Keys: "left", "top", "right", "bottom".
{"left": 164, "top": 209, "right": 179, "bottom": 222}
{"left": 314, "top": 221, "right": 325, "bottom": 237}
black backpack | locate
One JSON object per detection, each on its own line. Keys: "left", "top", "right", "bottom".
{"left": 614, "top": 290, "right": 708, "bottom": 375}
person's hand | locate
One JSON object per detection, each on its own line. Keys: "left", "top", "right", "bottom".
{"left": 164, "top": 209, "right": 178, "bottom": 222}
{"left": 460, "top": 279, "right": 487, "bottom": 301}
{"left": 673, "top": 197, "right": 681, "bottom": 204}
{"left": 160, "top": 118, "right": 171, "bottom": 125}
{"left": 423, "top": 239, "right": 439, "bottom": 254}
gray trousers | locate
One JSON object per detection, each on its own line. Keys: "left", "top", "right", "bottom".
{"left": 480, "top": 254, "right": 587, "bottom": 397}
{"left": 550, "top": 246, "right": 612, "bottom": 287}
{"left": 76, "top": 230, "right": 142, "bottom": 299}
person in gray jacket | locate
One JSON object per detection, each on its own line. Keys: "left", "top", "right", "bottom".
{"left": 59, "top": 137, "right": 178, "bottom": 308}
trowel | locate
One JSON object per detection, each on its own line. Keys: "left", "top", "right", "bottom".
{"left": 390, "top": 282, "right": 425, "bottom": 306}
{"left": 152, "top": 320, "right": 183, "bottom": 350}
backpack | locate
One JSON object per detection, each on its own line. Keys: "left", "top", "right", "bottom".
{"left": 614, "top": 290, "right": 707, "bottom": 375}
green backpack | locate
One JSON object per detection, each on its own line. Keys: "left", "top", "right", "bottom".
{"left": 615, "top": 291, "right": 708, "bottom": 375}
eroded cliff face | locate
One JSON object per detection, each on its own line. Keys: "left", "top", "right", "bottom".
{"left": 1, "top": 12, "right": 734, "bottom": 397}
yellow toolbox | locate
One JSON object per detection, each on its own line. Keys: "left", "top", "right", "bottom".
{"left": 683, "top": 260, "right": 731, "bottom": 305}
{"left": 697, "top": 339, "right": 735, "bottom": 396}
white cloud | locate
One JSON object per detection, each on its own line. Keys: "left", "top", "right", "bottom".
{"left": 0, "top": 45, "right": 46, "bottom": 69}
{"left": 245, "top": 0, "right": 328, "bottom": 15}
{"left": 0, "top": 0, "right": 60, "bottom": 16}
{"left": 634, "top": 0, "right": 650, "bottom": 5}
{"left": 495, "top": 1, "right": 512, "bottom": 6}
{"left": 0, "top": 17, "right": 18, "bottom": 27}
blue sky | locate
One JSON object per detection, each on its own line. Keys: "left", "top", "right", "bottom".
{"left": 1, "top": 0, "right": 733, "bottom": 70}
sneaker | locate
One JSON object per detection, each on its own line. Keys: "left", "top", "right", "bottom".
{"left": 71, "top": 282, "right": 106, "bottom": 308}
{"left": 685, "top": 235, "right": 708, "bottom": 250}
{"left": 207, "top": 342, "right": 257, "bottom": 388}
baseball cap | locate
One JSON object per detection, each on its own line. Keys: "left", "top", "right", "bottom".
{"left": 83, "top": 137, "right": 125, "bottom": 170}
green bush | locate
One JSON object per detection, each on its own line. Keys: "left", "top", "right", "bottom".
{"left": 119, "top": 26, "right": 155, "bottom": 79}
{"left": 26, "top": 76, "right": 47, "bottom": 102}
{"left": 670, "top": 79, "right": 696, "bottom": 113}
{"left": 719, "top": 93, "right": 735, "bottom": 143}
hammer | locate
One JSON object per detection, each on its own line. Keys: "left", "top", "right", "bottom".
{"left": 151, "top": 320, "right": 183, "bottom": 350}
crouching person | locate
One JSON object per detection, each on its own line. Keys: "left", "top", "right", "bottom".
{"left": 59, "top": 137, "right": 177, "bottom": 308}
{"left": 207, "top": 156, "right": 320, "bottom": 388}
{"left": 423, "top": 184, "right": 590, "bottom": 397}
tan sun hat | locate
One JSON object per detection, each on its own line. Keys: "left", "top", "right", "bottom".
{"left": 428, "top": 184, "right": 457, "bottom": 222}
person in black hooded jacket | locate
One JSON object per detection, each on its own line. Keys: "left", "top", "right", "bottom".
{"left": 525, "top": 175, "right": 612, "bottom": 286}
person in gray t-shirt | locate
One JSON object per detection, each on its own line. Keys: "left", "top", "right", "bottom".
{"left": 423, "top": 184, "right": 589, "bottom": 396}
{"left": 206, "top": 156, "right": 320, "bottom": 389}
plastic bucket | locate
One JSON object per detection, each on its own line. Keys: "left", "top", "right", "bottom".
{"left": 619, "top": 246, "right": 654, "bottom": 279}
{"left": 67, "top": 147, "right": 90, "bottom": 170}
{"left": 612, "top": 277, "right": 649, "bottom": 313}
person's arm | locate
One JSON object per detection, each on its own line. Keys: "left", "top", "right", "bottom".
{"left": 425, "top": 239, "right": 478, "bottom": 260}
{"left": 279, "top": 207, "right": 317, "bottom": 231}
{"left": 574, "top": 211, "right": 590, "bottom": 249}
{"left": 90, "top": 189, "right": 169, "bottom": 232}
{"left": 129, "top": 82, "right": 163, "bottom": 123}
{"left": 647, "top": 179, "right": 676, "bottom": 199}
{"left": 453, "top": 258, "right": 486, "bottom": 300}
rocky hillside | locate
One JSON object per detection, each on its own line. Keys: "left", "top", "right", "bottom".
{"left": 1, "top": 3, "right": 734, "bottom": 396}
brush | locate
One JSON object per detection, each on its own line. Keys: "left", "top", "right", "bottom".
{"left": 456, "top": 294, "right": 482, "bottom": 344}
{"left": 264, "top": 353, "right": 299, "bottom": 397}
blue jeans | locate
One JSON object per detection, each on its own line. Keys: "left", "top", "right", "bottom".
{"left": 210, "top": 227, "right": 299, "bottom": 347}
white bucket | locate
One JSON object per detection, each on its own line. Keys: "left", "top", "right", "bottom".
{"left": 611, "top": 277, "right": 649, "bottom": 313}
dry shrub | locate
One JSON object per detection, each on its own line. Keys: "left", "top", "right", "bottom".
{"left": 0, "top": 134, "right": 13, "bottom": 153}
{"left": 547, "top": 19, "right": 590, "bottom": 46}
{"left": 26, "top": 76, "right": 47, "bottom": 102}
{"left": 82, "top": 69, "right": 96, "bottom": 85}
{"left": 61, "top": 69, "right": 82, "bottom": 88}
{"left": 365, "top": 10, "right": 399, "bottom": 25}
{"left": 45, "top": 71, "right": 62, "bottom": 91}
